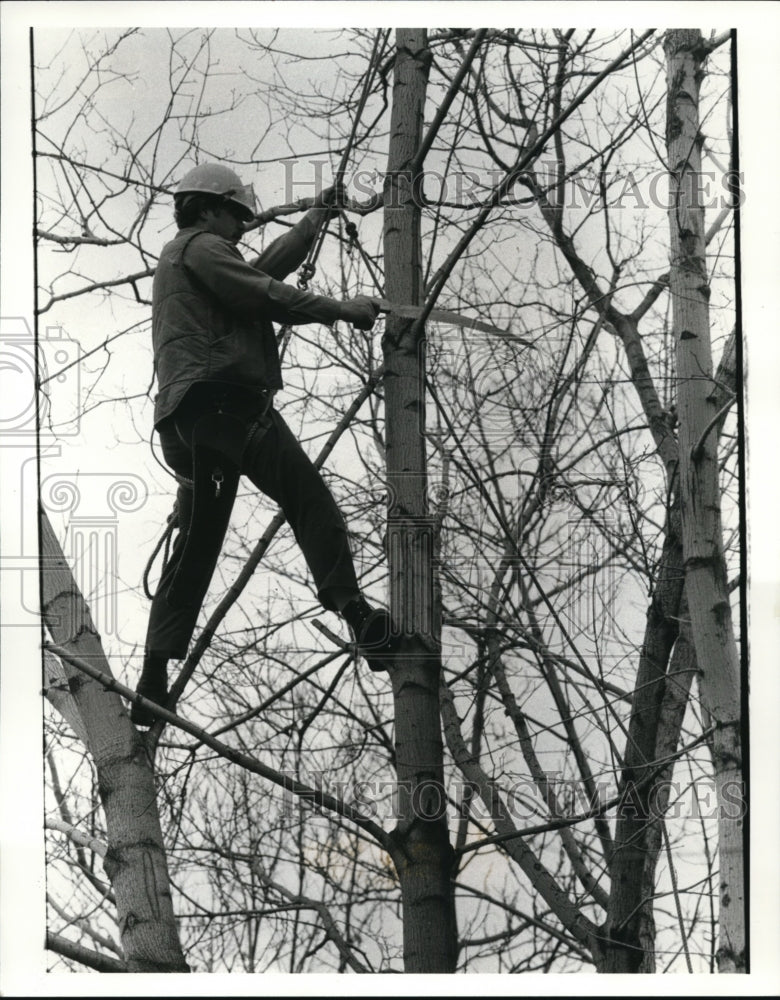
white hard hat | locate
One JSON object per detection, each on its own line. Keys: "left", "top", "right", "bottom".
{"left": 175, "top": 163, "right": 256, "bottom": 221}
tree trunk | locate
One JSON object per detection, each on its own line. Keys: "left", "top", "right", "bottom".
{"left": 600, "top": 494, "right": 685, "bottom": 972}
{"left": 600, "top": 322, "right": 737, "bottom": 973}
{"left": 636, "top": 589, "right": 698, "bottom": 971}
{"left": 664, "top": 29, "right": 744, "bottom": 972}
{"left": 40, "top": 509, "right": 188, "bottom": 972}
{"left": 382, "top": 27, "right": 457, "bottom": 974}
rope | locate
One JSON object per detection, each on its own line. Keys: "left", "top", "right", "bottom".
{"left": 277, "top": 29, "right": 388, "bottom": 367}
{"left": 296, "top": 29, "right": 387, "bottom": 290}
{"left": 143, "top": 502, "right": 179, "bottom": 600}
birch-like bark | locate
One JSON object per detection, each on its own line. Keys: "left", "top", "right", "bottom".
{"left": 594, "top": 330, "right": 735, "bottom": 973}
{"left": 382, "top": 27, "right": 457, "bottom": 973}
{"left": 530, "top": 43, "right": 740, "bottom": 963}
{"left": 40, "top": 510, "right": 188, "bottom": 972}
{"left": 664, "top": 28, "right": 744, "bottom": 972}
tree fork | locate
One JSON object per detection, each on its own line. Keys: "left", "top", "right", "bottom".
{"left": 382, "top": 27, "right": 457, "bottom": 973}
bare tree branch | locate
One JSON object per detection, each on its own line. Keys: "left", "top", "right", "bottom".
{"left": 46, "top": 931, "right": 127, "bottom": 973}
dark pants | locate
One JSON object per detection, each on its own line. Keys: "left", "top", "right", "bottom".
{"left": 145, "top": 388, "right": 359, "bottom": 660}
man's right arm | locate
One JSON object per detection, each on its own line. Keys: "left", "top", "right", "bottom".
{"left": 184, "top": 233, "right": 380, "bottom": 330}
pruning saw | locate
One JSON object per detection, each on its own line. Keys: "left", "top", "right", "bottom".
{"left": 377, "top": 299, "right": 533, "bottom": 345}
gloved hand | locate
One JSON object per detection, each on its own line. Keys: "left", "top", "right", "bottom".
{"left": 340, "top": 295, "right": 382, "bottom": 330}
{"left": 314, "top": 179, "right": 347, "bottom": 211}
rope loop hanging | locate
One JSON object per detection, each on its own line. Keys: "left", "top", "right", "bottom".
{"left": 142, "top": 501, "right": 179, "bottom": 600}
{"left": 344, "top": 219, "right": 359, "bottom": 250}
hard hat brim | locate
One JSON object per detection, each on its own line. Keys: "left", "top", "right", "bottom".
{"left": 174, "top": 165, "right": 256, "bottom": 221}
{"left": 223, "top": 185, "right": 256, "bottom": 221}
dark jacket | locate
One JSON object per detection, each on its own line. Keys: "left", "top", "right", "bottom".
{"left": 152, "top": 219, "right": 343, "bottom": 426}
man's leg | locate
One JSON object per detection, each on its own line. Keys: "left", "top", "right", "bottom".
{"left": 242, "top": 409, "right": 360, "bottom": 608}
{"left": 133, "top": 481, "right": 201, "bottom": 725}
{"left": 134, "top": 402, "right": 223, "bottom": 726}
{"left": 143, "top": 484, "right": 201, "bottom": 657}
{"left": 242, "top": 409, "right": 395, "bottom": 669}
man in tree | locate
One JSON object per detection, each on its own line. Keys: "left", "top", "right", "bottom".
{"left": 132, "top": 162, "right": 392, "bottom": 726}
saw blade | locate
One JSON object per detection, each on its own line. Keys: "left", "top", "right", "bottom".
{"left": 378, "top": 299, "right": 531, "bottom": 344}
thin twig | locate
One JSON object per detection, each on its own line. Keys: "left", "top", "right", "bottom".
{"left": 45, "top": 642, "right": 396, "bottom": 858}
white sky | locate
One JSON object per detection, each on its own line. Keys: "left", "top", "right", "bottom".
{"left": 1, "top": 2, "right": 779, "bottom": 996}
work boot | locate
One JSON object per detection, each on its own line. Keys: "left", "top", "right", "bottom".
{"left": 130, "top": 655, "right": 168, "bottom": 727}
{"left": 341, "top": 596, "right": 397, "bottom": 672}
